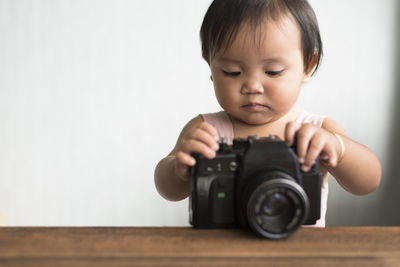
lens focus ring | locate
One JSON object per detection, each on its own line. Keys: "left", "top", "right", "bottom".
{"left": 245, "top": 174, "right": 309, "bottom": 240}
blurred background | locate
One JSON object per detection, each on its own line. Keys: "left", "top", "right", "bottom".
{"left": 0, "top": 0, "right": 398, "bottom": 226}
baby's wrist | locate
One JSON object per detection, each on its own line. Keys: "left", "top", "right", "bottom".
{"left": 329, "top": 131, "right": 345, "bottom": 166}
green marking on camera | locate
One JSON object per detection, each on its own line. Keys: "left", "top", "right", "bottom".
{"left": 217, "top": 192, "right": 226, "bottom": 198}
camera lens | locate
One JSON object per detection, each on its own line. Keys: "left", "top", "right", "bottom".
{"left": 262, "top": 192, "right": 290, "bottom": 217}
{"left": 255, "top": 190, "right": 297, "bottom": 234}
{"left": 245, "top": 171, "right": 309, "bottom": 239}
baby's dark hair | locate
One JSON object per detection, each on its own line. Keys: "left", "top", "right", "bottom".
{"left": 200, "top": 0, "right": 323, "bottom": 75}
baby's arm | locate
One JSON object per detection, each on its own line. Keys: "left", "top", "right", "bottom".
{"left": 285, "top": 118, "right": 381, "bottom": 195}
{"left": 154, "top": 116, "right": 220, "bottom": 201}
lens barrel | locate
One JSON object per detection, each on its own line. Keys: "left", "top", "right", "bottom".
{"left": 245, "top": 171, "right": 309, "bottom": 239}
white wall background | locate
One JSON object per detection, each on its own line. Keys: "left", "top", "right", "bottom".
{"left": 0, "top": 0, "right": 398, "bottom": 226}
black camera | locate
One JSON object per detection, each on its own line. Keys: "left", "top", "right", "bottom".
{"left": 189, "top": 135, "right": 322, "bottom": 239}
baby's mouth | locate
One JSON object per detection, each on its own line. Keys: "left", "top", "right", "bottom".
{"left": 241, "top": 102, "right": 269, "bottom": 111}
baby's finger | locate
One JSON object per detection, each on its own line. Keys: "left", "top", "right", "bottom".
{"left": 318, "top": 151, "right": 330, "bottom": 166}
{"left": 174, "top": 152, "right": 193, "bottom": 181}
{"left": 285, "top": 122, "right": 302, "bottom": 146}
{"left": 190, "top": 127, "right": 219, "bottom": 151}
{"left": 199, "top": 122, "right": 219, "bottom": 141}
{"left": 302, "top": 135, "right": 324, "bottom": 171}
{"left": 176, "top": 151, "right": 196, "bottom": 167}
{"left": 295, "top": 126, "right": 315, "bottom": 164}
{"left": 321, "top": 143, "right": 338, "bottom": 168}
{"left": 181, "top": 139, "right": 216, "bottom": 159}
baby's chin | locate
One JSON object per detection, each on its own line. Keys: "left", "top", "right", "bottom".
{"left": 243, "top": 118, "right": 276, "bottom": 126}
{"left": 229, "top": 112, "right": 278, "bottom": 126}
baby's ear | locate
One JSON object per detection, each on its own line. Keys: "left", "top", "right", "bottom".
{"left": 303, "top": 52, "right": 319, "bottom": 82}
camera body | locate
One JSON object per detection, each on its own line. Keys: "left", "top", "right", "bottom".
{"left": 189, "top": 135, "right": 322, "bottom": 239}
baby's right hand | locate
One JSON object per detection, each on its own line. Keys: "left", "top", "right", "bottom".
{"left": 174, "top": 122, "right": 220, "bottom": 181}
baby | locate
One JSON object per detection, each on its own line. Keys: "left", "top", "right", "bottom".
{"left": 154, "top": 0, "right": 381, "bottom": 226}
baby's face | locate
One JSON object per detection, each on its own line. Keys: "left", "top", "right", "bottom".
{"left": 210, "top": 15, "right": 313, "bottom": 125}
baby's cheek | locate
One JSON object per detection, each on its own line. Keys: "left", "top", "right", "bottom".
{"left": 273, "top": 85, "right": 300, "bottom": 108}
{"left": 267, "top": 89, "right": 292, "bottom": 108}
{"left": 215, "top": 86, "right": 236, "bottom": 104}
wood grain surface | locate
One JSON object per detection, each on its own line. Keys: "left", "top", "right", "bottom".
{"left": 0, "top": 227, "right": 399, "bottom": 266}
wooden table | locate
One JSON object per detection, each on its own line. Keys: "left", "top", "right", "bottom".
{"left": 0, "top": 227, "right": 399, "bottom": 266}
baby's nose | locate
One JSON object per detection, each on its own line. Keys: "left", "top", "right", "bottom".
{"left": 241, "top": 77, "right": 264, "bottom": 94}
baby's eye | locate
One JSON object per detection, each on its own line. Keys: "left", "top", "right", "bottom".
{"left": 222, "top": 70, "right": 241, "bottom": 77}
{"left": 265, "top": 70, "right": 284, "bottom": 77}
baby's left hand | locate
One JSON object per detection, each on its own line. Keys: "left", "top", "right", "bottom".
{"left": 285, "top": 122, "right": 341, "bottom": 172}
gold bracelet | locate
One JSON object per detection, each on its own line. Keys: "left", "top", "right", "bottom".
{"left": 330, "top": 131, "right": 345, "bottom": 165}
